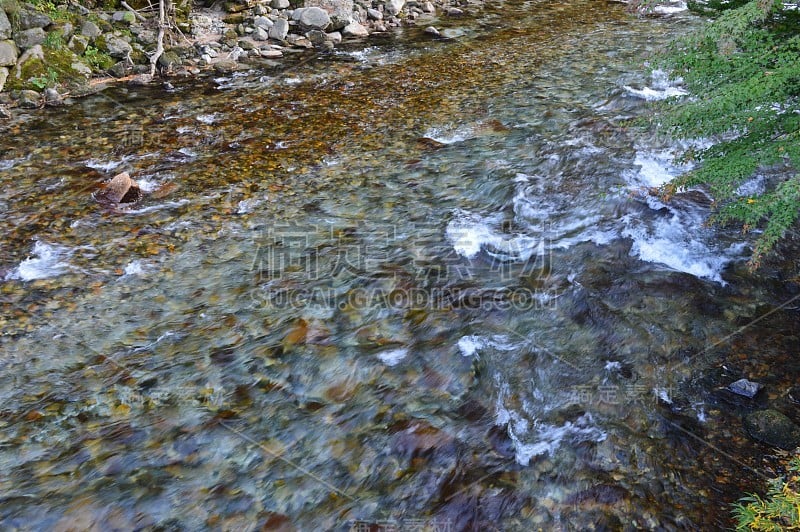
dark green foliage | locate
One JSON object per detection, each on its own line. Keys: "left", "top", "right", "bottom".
{"left": 657, "top": 0, "right": 800, "bottom": 268}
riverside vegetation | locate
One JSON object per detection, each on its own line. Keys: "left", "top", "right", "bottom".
{"left": 656, "top": 0, "right": 800, "bottom": 270}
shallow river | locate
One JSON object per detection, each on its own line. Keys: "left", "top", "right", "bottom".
{"left": 2, "top": 0, "right": 800, "bottom": 529}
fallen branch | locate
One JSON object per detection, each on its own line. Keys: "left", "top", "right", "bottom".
{"left": 120, "top": 1, "right": 147, "bottom": 22}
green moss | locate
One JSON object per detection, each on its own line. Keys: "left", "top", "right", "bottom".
{"left": 43, "top": 29, "right": 66, "bottom": 50}
{"left": 28, "top": 0, "right": 73, "bottom": 23}
{"left": 83, "top": 44, "right": 114, "bottom": 70}
{"left": 4, "top": 46, "right": 95, "bottom": 92}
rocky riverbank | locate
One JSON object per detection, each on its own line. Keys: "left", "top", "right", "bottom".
{"left": 0, "top": 0, "right": 484, "bottom": 112}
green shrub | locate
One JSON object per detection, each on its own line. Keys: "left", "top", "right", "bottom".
{"left": 656, "top": 0, "right": 800, "bottom": 268}
{"left": 732, "top": 456, "right": 800, "bottom": 530}
{"left": 83, "top": 45, "right": 114, "bottom": 71}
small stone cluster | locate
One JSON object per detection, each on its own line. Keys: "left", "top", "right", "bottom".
{"left": 0, "top": 0, "right": 483, "bottom": 110}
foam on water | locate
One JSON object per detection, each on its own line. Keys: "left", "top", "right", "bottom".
{"left": 736, "top": 175, "right": 766, "bottom": 197}
{"left": 422, "top": 124, "right": 477, "bottom": 145}
{"left": 196, "top": 114, "right": 218, "bottom": 125}
{"left": 86, "top": 155, "right": 135, "bottom": 172}
{"left": 446, "top": 210, "right": 540, "bottom": 261}
{"left": 123, "top": 199, "right": 190, "bottom": 215}
{"left": 619, "top": 143, "right": 745, "bottom": 283}
{"left": 236, "top": 198, "right": 263, "bottom": 214}
{"left": 495, "top": 381, "right": 606, "bottom": 466}
{"left": 622, "top": 205, "right": 745, "bottom": 284}
{"left": 6, "top": 241, "right": 73, "bottom": 281}
{"left": 629, "top": 149, "right": 685, "bottom": 188}
{"left": 457, "top": 335, "right": 517, "bottom": 357}
{"left": 624, "top": 69, "right": 687, "bottom": 101}
{"left": 652, "top": 1, "right": 688, "bottom": 14}
{"left": 122, "top": 259, "right": 152, "bottom": 276}
{"left": 136, "top": 177, "right": 161, "bottom": 193}
{"left": 377, "top": 348, "right": 408, "bottom": 366}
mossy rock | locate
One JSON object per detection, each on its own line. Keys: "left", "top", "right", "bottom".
{"left": 5, "top": 45, "right": 95, "bottom": 91}
{"left": 744, "top": 409, "right": 800, "bottom": 450}
{"left": 157, "top": 50, "right": 180, "bottom": 68}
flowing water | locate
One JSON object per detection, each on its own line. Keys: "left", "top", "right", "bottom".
{"left": 2, "top": 0, "right": 800, "bottom": 529}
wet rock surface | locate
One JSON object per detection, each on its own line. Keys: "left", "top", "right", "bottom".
{"left": 744, "top": 409, "right": 800, "bottom": 450}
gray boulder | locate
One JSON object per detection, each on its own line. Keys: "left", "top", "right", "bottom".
{"left": 157, "top": 50, "right": 181, "bottom": 68}
{"left": 81, "top": 21, "right": 103, "bottom": 39}
{"left": 44, "top": 87, "right": 62, "bottom": 106}
{"left": 14, "top": 28, "right": 47, "bottom": 50}
{"left": 271, "top": 0, "right": 290, "bottom": 8}
{"left": 268, "top": 18, "right": 289, "bottom": 40}
{"left": 0, "top": 67, "right": 8, "bottom": 92}
{"left": 112, "top": 11, "right": 136, "bottom": 24}
{"left": 253, "top": 26, "right": 270, "bottom": 40}
{"left": 0, "top": 9, "right": 11, "bottom": 40}
{"left": 293, "top": 7, "right": 331, "bottom": 30}
{"left": 0, "top": 40, "right": 17, "bottom": 67}
{"left": 342, "top": 21, "right": 368, "bottom": 37}
{"left": 58, "top": 22, "right": 74, "bottom": 41}
{"left": 104, "top": 35, "right": 133, "bottom": 58}
{"left": 17, "top": 9, "right": 52, "bottom": 30}
{"left": 744, "top": 409, "right": 800, "bottom": 450}
{"left": 71, "top": 60, "right": 92, "bottom": 77}
{"left": 253, "top": 16, "right": 274, "bottom": 29}
{"left": 385, "top": 0, "right": 404, "bottom": 16}
{"left": 367, "top": 8, "right": 383, "bottom": 20}
{"left": 305, "top": 0, "right": 353, "bottom": 30}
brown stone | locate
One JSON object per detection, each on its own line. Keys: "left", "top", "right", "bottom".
{"left": 98, "top": 172, "right": 141, "bottom": 203}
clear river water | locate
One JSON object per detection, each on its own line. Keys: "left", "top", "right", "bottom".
{"left": 2, "top": 0, "right": 800, "bottom": 529}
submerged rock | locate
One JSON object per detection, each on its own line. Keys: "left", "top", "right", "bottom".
{"left": 727, "top": 378, "right": 763, "bottom": 399}
{"left": 788, "top": 386, "right": 800, "bottom": 405}
{"left": 744, "top": 409, "right": 800, "bottom": 450}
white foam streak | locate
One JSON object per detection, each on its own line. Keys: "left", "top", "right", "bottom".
{"left": 624, "top": 69, "right": 687, "bottom": 101}
{"left": 622, "top": 209, "right": 745, "bottom": 284}
{"left": 457, "top": 335, "right": 517, "bottom": 357}
{"left": 7, "top": 241, "right": 73, "bottom": 281}
{"left": 422, "top": 125, "right": 476, "bottom": 145}
{"left": 377, "top": 348, "right": 408, "bottom": 366}
{"left": 446, "top": 211, "right": 540, "bottom": 261}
